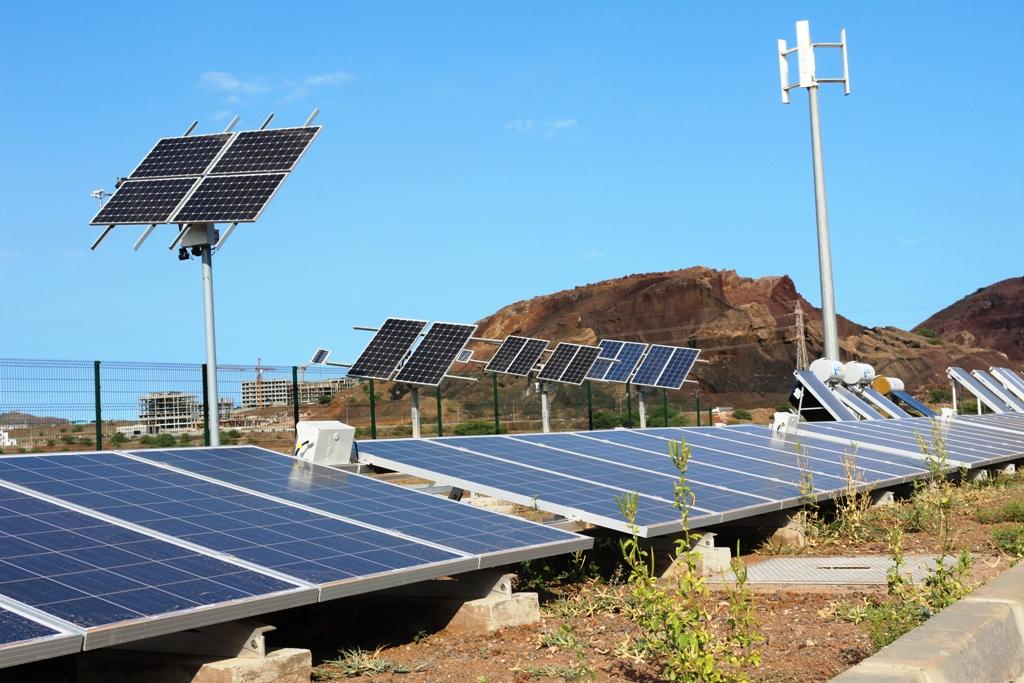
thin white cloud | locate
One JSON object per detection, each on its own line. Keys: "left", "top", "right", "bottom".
{"left": 580, "top": 248, "right": 604, "bottom": 260}
{"left": 200, "top": 70, "right": 354, "bottom": 103}
{"left": 200, "top": 71, "right": 269, "bottom": 95}
{"left": 284, "top": 70, "right": 354, "bottom": 101}
{"left": 505, "top": 118, "right": 578, "bottom": 139}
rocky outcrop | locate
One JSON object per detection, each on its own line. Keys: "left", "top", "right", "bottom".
{"left": 918, "top": 277, "right": 1024, "bottom": 361}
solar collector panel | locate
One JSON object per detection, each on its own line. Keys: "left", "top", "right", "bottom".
{"left": 171, "top": 173, "right": 287, "bottom": 223}
{"left": 129, "top": 134, "right": 232, "bottom": 179}
{"left": 537, "top": 344, "right": 578, "bottom": 382}
{"left": 394, "top": 323, "right": 476, "bottom": 386}
{"left": 210, "top": 127, "right": 320, "bottom": 175}
{"left": 90, "top": 178, "right": 199, "bottom": 225}
{"left": 505, "top": 339, "right": 549, "bottom": 376}
{"left": 631, "top": 345, "right": 673, "bottom": 386}
{"left": 347, "top": 318, "right": 426, "bottom": 381}
{"left": 654, "top": 347, "right": 700, "bottom": 389}
{"left": 485, "top": 336, "right": 528, "bottom": 374}
{"left": 559, "top": 346, "right": 602, "bottom": 385}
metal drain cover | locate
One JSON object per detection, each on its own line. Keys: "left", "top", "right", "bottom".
{"left": 710, "top": 555, "right": 956, "bottom": 586}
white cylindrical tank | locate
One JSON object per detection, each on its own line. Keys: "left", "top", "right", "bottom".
{"left": 843, "top": 361, "right": 876, "bottom": 386}
{"left": 809, "top": 358, "right": 843, "bottom": 384}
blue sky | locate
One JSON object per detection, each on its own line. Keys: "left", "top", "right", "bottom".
{"left": 1, "top": 2, "right": 1021, "bottom": 365}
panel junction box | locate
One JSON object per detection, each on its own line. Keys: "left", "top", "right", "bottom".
{"left": 294, "top": 421, "right": 355, "bottom": 466}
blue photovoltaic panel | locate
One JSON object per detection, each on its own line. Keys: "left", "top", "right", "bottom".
{"left": 347, "top": 318, "right": 427, "bottom": 381}
{"left": 486, "top": 336, "right": 529, "bottom": 374}
{"left": 654, "top": 347, "right": 700, "bottom": 389}
{"left": 537, "top": 343, "right": 579, "bottom": 383}
{"left": 0, "top": 606, "right": 81, "bottom": 668}
{"left": 890, "top": 390, "right": 935, "bottom": 417}
{"left": 832, "top": 385, "right": 883, "bottom": 420}
{"left": 393, "top": 322, "right": 476, "bottom": 386}
{"left": 860, "top": 387, "right": 912, "bottom": 419}
{"left": 0, "top": 610, "right": 60, "bottom": 645}
{"left": 0, "top": 484, "right": 301, "bottom": 632}
{"left": 961, "top": 413, "right": 1024, "bottom": 436}
{"left": 586, "top": 341, "right": 622, "bottom": 380}
{"left": 793, "top": 371, "right": 858, "bottom": 421}
{"left": 505, "top": 338, "right": 550, "bottom": 377}
{"left": 972, "top": 370, "right": 1024, "bottom": 411}
{"left": 630, "top": 345, "right": 673, "bottom": 386}
{"left": 129, "top": 134, "right": 232, "bottom": 179}
{"left": 127, "top": 447, "right": 588, "bottom": 559}
{"left": 587, "top": 341, "right": 647, "bottom": 383}
{"left": 948, "top": 367, "right": 1010, "bottom": 413}
{"left": 0, "top": 454, "right": 467, "bottom": 587}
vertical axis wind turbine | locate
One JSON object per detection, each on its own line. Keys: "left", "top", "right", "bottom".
{"left": 778, "top": 20, "right": 850, "bottom": 362}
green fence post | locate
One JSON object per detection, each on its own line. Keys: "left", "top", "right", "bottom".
{"left": 492, "top": 373, "right": 500, "bottom": 434}
{"left": 435, "top": 385, "right": 443, "bottom": 436}
{"left": 625, "top": 383, "right": 633, "bottom": 428}
{"left": 708, "top": 407, "right": 713, "bottom": 425}
{"left": 696, "top": 392, "right": 701, "bottom": 427}
{"left": 93, "top": 361, "right": 102, "bottom": 450}
{"left": 292, "top": 366, "right": 300, "bottom": 437}
{"left": 586, "top": 381, "right": 594, "bottom": 431}
{"left": 201, "top": 363, "right": 211, "bottom": 446}
{"left": 368, "top": 379, "right": 377, "bottom": 439}
{"left": 662, "top": 388, "right": 669, "bottom": 427}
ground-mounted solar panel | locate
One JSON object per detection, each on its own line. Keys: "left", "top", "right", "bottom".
{"left": 90, "top": 178, "right": 199, "bottom": 225}
{"left": 0, "top": 481, "right": 310, "bottom": 650}
{"left": 0, "top": 605, "right": 81, "bottom": 669}
{"left": 860, "top": 386, "right": 911, "bottom": 418}
{"left": 960, "top": 413, "right": 1024, "bottom": 435}
{"left": 170, "top": 173, "right": 287, "bottom": 223}
{"left": 210, "top": 127, "right": 320, "bottom": 175}
{"left": 992, "top": 367, "right": 1024, "bottom": 403}
{"left": 394, "top": 323, "right": 476, "bottom": 386}
{"left": 890, "top": 390, "right": 935, "bottom": 417}
{"left": 486, "top": 336, "right": 529, "bottom": 374}
{"left": 793, "top": 370, "right": 858, "bottom": 421}
{"left": 653, "top": 347, "right": 701, "bottom": 389}
{"left": 0, "top": 453, "right": 475, "bottom": 599}
{"left": 129, "top": 133, "right": 233, "bottom": 179}
{"left": 832, "top": 385, "right": 883, "bottom": 420}
{"left": 587, "top": 340, "right": 647, "bottom": 383}
{"left": 505, "top": 338, "right": 549, "bottom": 376}
{"left": 630, "top": 345, "right": 673, "bottom": 386}
{"left": 347, "top": 318, "right": 427, "bottom": 381}
{"left": 127, "top": 446, "right": 589, "bottom": 561}
{"left": 948, "top": 367, "right": 1011, "bottom": 413}
{"left": 972, "top": 369, "right": 1024, "bottom": 412}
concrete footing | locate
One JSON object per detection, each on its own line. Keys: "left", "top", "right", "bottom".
{"left": 77, "top": 648, "right": 312, "bottom": 683}
{"left": 652, "top": 532, "right": 732, "bottom": 579}
{"left": 767, "top": 514, "right": 807, "bottom": 551}
{"left": 193, "top": 649, "right": 311, "bottom": 683}
{"left": 870, "top": 490, "right": 896, "bottom": 507}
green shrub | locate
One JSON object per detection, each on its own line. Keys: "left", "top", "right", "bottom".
{"left": 109, "top": 432, "right": 128, "bottom": 446}
{"left": 453, "top": 420, "right": 499, "bottom": 436}
{"left": 591, "top": 410, "right": 622, "bottom": 429}
{"left": 976, "top": 500, "right": 1024, "bottom": 524}
{"left": 732, "top": 409, "right": 752, "bottom": 421}
{"left": 993, "top": 525, "right": 1024, "bottom": 557}
{"left": 154, "top": 433, "right": 176, "bottom": 448}
{"left": 318, "top": 393, "right": 333, "bottom": 405}
{"left": 177, "top": 433, "right": 193, "bottom": 446}
{"left": 928, "top": 387, "right": 951, "bottom": 403}
{"left": 915, "top": 328, "right": 943, "bottom": 345}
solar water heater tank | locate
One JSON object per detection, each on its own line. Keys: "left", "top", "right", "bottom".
{"left": 842, "top": 361, "right": 875, "bottom": 386}
{"left": 809, "top": 358, "right": 843, "bottom": 384}
{"left": 294, "top": 420, "right": 356, "bottom": 466}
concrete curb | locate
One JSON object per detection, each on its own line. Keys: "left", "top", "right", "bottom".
{"left": 832, "top": 562, "right": 1024, "bottom": 682}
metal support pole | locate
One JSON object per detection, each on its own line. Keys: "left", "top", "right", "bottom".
{"left": 626, "top": 383, "right": 633, "bottom": 427}
{"left": 492, "top": 373, "right": 500, "bottom": 434}
{"left": 951, "top": 380, "right": 958, "bottom": 414}
{"left": 368, "top": 379, "right": 377, "bottom": 439}
{"left": 807, "top": 84, "right": 840, "bottom": 362}
{"left": 410, "top": 387, "right": 421, "bottom": 438}
{"left": 201, "top": 363, "right": 210, "bottom": 446}
{"left": 637, "top": 388, "right": 647, "bottom": 430}
{"left": 540, "top": 383, "right": 551, "bottom": 433}
{"left": 662, "top": 388, "right": 669, "bottom": 427}
{"left": 435, "top": 385, "right": 443, "bottom": 436}
{"left": 93, "top": 361, "right": 102, "bottom": 450}
{"left": 586, "top": 381, "right": 594, "bottom": 431}
{"left": 200, "top": 233, "right": 221, "bottom": 447}
{"left": 696, "top": 390, "right": 701, "bottom": 427}
{"left": 291, "top": 366, "right": 300, "bottom": 437}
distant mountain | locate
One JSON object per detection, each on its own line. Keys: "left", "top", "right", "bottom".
{"left": 918, "top": 277, "right": 1024, "bottom": 361}
{"left": 0, "top": 411, "right": 69, "bottom": 426}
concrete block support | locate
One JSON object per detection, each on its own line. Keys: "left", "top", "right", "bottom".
{"left": 77, "top": 648, "right": 312, "bottom": 683}
{"left": 768, "top": 514, "right": 806, "bottom": 551}
{"left": 445, "top": 592, "right": 540, "bottom": 634}
{"left": 193, "top": 648, "right": 311, "bottom": 683}
{"left": 870, "top": 490, "right": 895, "bottom": 507}
{"left": 833, "top": 562, "right": 1024, "bottom": 682}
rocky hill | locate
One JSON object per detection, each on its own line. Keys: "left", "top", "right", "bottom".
{"left": 917, "top": 277, "right": 1024, "bottom": 361}
{"left": 467, "top": 267, "right": 1010, "bottom": 403}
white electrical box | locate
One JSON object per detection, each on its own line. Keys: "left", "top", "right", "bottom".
{"left": 294, "top": 420, "right": 356, "bottom": 466}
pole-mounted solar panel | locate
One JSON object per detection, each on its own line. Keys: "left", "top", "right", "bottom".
{"left": 88, "top": 111, "right": 321, "bottom": 446}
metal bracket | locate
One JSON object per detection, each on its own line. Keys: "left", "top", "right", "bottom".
{"left": 111, "top": 619, "right": 275, "bottom": 659}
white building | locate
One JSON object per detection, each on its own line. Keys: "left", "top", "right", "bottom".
{"left": 139, "top": 391, "right": 201, "bottom": 434}
{"left": 241, "top": 378, "right": 356, "bottom": 408}
{"left": 0, "top": 430, "right": 15, "bottom": 447}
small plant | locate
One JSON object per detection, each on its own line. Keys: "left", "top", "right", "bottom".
{"left": 325, "top": 646, "right": 427, "bottom": 677}
{"left": 591, "top": 410, "right": 623, "bottom": 429}
{"left": 977, "top": 500, "right": 1024, "bottom": 524}
{"left": 992, "top": 525, "right": 1024, "bottom": 559}
{"left": 517, "top": 550, "right": 597, "bottom": 597}
{"left": 454, "top": 419, "right": 501, "bottom": 436}
{"left": 109, "top": 432, "right": 128, "bottom": 446}
{"left": 525, "top": 624, "right": 596, "bottom": 681}
{"left": 914, "top": 328, "right": 943, "bottom": 345}
{"left": 732, "top": 408, "right": 752, "bottom": 421}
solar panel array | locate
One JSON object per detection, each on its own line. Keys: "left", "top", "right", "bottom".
{"left": 90, "top": 125, "right": 320, "bottom": 226}
{"left": 831, "top": 385, "right": 883, "bottom": 420}
{"left": 587, "top": 340, "right": 647, "bottom": 383}
{"left": 394, "top": 323, "right": 477, "bottom": 386}
{"left": 948, "top": 367, "right": 1010, "bottom": 413}
{"left": 992, "top": 368, "right": 1024, "bottom": 403}
{"left": 357, "top": 413, "right": 1024, "bottom": 539}
{"left": 347, "top": 318, "right": 426, "bottom": 381}
{"left": 973, "top": 370, "right": 1024, "bottom": 411}
{"left": 890, "top": 389, "right": 936, "bottom": 417}
{"left": 537, "top": 343, "right": 602, "bottom": 385}
{"left": 793, "top": 370, "right": 858, "bottom": 421}
{"left": 0, "top": 447, "right": 588, "bottom": 666}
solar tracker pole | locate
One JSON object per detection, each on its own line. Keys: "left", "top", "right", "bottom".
{"left": 368, "top": 380, "right": 378, "bottom": 439}
{"left": 410, "top": 387, "right": 421, "bottom": 438}
{"left": 586, "top": 381, "right": 594, "bottom": 431}
{"left": 492, "top": 374, "right": 501, "bottom": 435}
{"left": 199, "top": 225, "right": 221, "bottom": 447}
{"left": 625, "top": 384, "right": 633, "bottom": 428}
{"left": 435, "top": 386, "right": 443, "bottom": 437}
{"left": 540, "top": 383, "right": 551, "bottom": 433}
{"left": 637, "top": 388, "right": 647, "bottom": 430}
{"left": 662, "top": 389, "right": 669, "bottom": 427}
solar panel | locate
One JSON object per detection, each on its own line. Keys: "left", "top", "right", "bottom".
{"left": 0, "top": 606, "right": 81, "bottom": 669}
{"left": 0, "top": 453, "right": 471, "bottom": 594}
{"left": 394, "top": 323, "right": 476, "bottom": 386}
{"left": 210, "top": 127, "right": 320, "bottom": 175}
{"left": 560, "top": 346, "right": 602, "bottom": 385}
{"left": 537, "top": 343, "right": 576, "bottom": 382}
{"left": 129, "top": 134, "right": 232, "bottom": 179}
{"left": 793, "top": 370, "right": 858, "bottom": 421}
{"left": 485, "top": 336, "right": 529, "bottom": 374}
{"left": 860, "top": 386, "right": 912, "bottom": 418}
{"left": 992, "top": 367, "right": 1024, "bottom": 402}
{"left": 90, "top": 178, "right": 199, "bottom": 225}
{"left": 505, "top": 338, "right": 549, "bottom": 376}
{"left": 128, "top": 446, "right": 587, "bottom": 559}
{"left": 347, "top": 318, "right": 427, "bottom": 380}
{"left": 831, "top": 385, "right": 883, "bottom": 420}
{"left": 631, "top": 345, "right": 673, "bottom": 386}
{"left": 0, "top": 482, "right": 309, "bottom": 648}
{"left": 889, "top": 390, "right": 936, "bottom": 417}
{"left": 309, "top": 348, "right": 331, "bottom": 365}
{"left": 972, "top": 370, "right": 1024, "bottom": 411}
{"left": 653, "top": 347, "right": 701, "bottom": 389}
{"left": 170, "top": 173, "right": 287, "bottom": 223}
{"left": 948, "top": 367, "right": 1011, "bottom": 413}
{"left": 587, "top": 340, "right": 648, "bottom": 383}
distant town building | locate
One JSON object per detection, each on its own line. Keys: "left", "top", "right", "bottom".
{"left": 240, "top": 378, "right": 355, "bottom": 408}
{"left": 0, "top": 430, "right": 16, "bottom": 447}
{"left": 139, "top": 391, "right": 201, "bottom": 434}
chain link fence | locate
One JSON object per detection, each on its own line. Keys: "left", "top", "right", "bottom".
{"left": 0, "top": 358, "right": 710, "bottom": 454}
